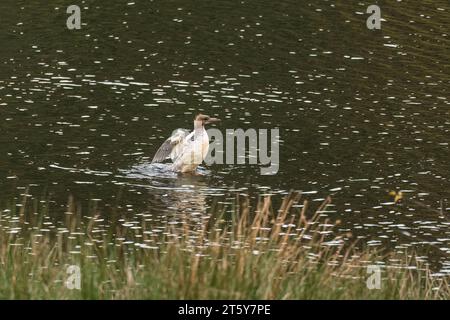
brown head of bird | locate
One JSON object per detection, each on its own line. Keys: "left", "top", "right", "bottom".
{"left": 194, "top": 114, "right": 221, "bottom": 127}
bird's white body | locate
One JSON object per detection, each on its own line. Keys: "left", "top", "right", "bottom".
{"left": 171, "top": 127, "right": 209, "bottom": 173}
{"left": 151, "top": 114, "right": 219, "bottom": 173}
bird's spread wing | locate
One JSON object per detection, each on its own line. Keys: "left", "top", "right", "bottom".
{"left": 151, "top": 129, "right": 191, "bottom": 163}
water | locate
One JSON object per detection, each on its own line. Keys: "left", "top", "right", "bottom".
{"left": 0, "top": 1, "right": 449, "bottom": 272}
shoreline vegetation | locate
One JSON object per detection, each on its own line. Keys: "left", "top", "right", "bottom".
{"left": 0, "top": 191, "right": 448, "bottom": 299}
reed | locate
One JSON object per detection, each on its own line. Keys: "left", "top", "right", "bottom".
{"left": 0, "top": 191, "right": 447, "bottom": 299}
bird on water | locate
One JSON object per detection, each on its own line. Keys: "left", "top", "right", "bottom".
{"left": 151, "top": 114, "right": 220, "bottom": 173}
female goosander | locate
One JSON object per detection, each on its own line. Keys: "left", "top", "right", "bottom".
{"left": 151, "top": 114, "right": 220, "bottom": 173}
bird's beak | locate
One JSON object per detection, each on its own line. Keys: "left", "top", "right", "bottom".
{"left": 206, "top": 117, "right": 221, "bottom": 124}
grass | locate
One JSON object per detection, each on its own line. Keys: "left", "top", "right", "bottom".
{"left": 0, "top": 191, "right": 448, "bottom": 299}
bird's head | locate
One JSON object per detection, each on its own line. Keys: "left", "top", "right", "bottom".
{"left": 195, "top": 114, "right": 221, "bottom": 126}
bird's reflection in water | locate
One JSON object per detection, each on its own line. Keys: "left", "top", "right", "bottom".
{"left": 122, "top": 163, "right": 213, "bottom": 226}
{"left": 157, "top": 173, "right": 210, "bottom": 217}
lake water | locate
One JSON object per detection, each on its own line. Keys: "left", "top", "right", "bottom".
{"left": 0, "top": 1, "right": 449, "bottom": 273}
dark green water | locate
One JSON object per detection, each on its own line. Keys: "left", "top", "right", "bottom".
{"left": 0, "top": 1, "right": 449, "bottom": 272}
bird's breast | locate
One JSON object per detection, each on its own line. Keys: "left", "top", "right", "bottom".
{"left": 201, "top": 132, "right": 209, "bottom": 159}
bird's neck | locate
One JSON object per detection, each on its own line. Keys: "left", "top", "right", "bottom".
{"left": 194, "top": 120, "right": 205, "bottom": 133}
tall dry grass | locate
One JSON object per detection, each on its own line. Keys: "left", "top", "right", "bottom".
{"left": 0, "top": 191, "right": 448, "bottom": 299}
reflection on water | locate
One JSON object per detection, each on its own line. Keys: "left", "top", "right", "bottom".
{"left": 122, "top": 162, "right": 212, "bottom": 215}
{"left": 0, "top": 1, "right": 449, "bottom": 273}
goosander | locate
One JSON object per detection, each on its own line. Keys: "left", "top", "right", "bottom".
{"left": 152, "top": 114, "right": 220, "bottom": 173}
